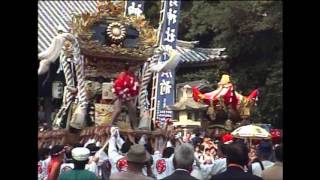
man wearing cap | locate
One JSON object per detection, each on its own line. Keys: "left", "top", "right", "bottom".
{"left": 109, "top": 144, "right": 154, "bottom": 180}
{"left": 58, "top": 147, "right": 98, "bottom": 180}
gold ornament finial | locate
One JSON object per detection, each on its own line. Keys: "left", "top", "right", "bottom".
{"left": 97, "top": 0, "right": 124, "bottom": 17}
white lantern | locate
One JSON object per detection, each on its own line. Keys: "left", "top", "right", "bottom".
{"left": 52, "top": 81, "right": 64, "bottom": 99}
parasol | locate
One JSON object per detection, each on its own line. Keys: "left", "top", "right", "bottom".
{"left": 231, "top": 124, "right": 271, "bottom": 146}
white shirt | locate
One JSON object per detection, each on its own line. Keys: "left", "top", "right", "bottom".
{"left": 195, "top": 158, "right": 227, "bottom": 180}
{"left": 153, "top": 154, "right": 175, "bottom": 180}
{"left": 59, "top": 161, "right": 98, "bottom": 176}
{"left": 198, "top": 163, "right": 214, "bottom": 180}
{"left": 96, "top": 150, "right": 109, "bottom": 166}
{"left": 252, "top": 160, "right": 274, "bottom": 177}
{"left": 38, "top": 157, "right": 51, "bottom": 180}
{"left": 38, "top": 159, "right": 49, "bottom": 180}
{"left": 211, "top": 158, "right": 227, "bottom": 176}
{"left": 108, "top": 136, "right": 126, "bottom": 174}
{"left": 191, "top": 162, "right": 205, "bottom": 180}
{"left": 85, "top": 156, "right": 99, "bottom": 176}
{"left": 59, "top": 163, "right": 74, "bottom": 174}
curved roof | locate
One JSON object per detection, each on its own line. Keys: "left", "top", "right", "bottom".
{"left": 38, "top": 1, "right": 227, "bottom": 64}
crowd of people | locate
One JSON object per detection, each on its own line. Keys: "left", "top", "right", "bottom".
{"left": 38, "top": 126, "right": 283, "bottom": 180}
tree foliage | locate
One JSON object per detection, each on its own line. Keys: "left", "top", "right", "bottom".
{"left": 144, "top": 1, "right": 283, "bottom": 128}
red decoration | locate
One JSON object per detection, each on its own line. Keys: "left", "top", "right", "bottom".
{"left": 221, "top": 133, "right": 233, "bottom": 143}
{"left": 113, "top": 70, "right": 139, "bottom": 100}
{"left": 247, "top": 89, "right": 259, "bottom": 101}
{"left": 223, "top": 86, "right": 238, "bottom": 109}
{"left": 270, "top": 129, "right": 281, "bottom": 144}
{"left": 116, "top": 158, "right": 128, "bottom": 172}
{"left": 156, "top": 159, "right": 166, "bottom": 174}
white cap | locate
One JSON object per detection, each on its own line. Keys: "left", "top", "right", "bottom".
{"left": 71, "top": 147, "right": 90, "bottom": 161}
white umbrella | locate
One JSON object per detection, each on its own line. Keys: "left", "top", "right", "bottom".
{"left": 231, "top": 125, "right": 271, "bottom": 146}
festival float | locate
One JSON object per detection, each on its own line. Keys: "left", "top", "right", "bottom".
{"left": 192, "top": 74, "right": 259, "bottom": 139}
{"left": 37, "top": 0, "right": 228, "bottom": 146}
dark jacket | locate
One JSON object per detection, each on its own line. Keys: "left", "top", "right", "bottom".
{"left": 210, "top": 166, "right": 262, "bottom": 180}
{"left": 161, "top": 169, "right": 198, "bottom": 180}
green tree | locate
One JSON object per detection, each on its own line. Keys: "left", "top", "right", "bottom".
{"left": 143, "top": 1, "right": 283, "bottom": 128}
{"left": 177, "top": 1, "right": 282, "bottom": 128}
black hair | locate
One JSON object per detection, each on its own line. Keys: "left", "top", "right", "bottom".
{"left": 226, "top": 142, "right": 249, "bottom": 166}
{"left": 65, "top": 150, "right": 72, "bottom": 159}
{"left": 74, "top": 143, "right": 83, "bottom": 148}
{"left": 162, "top": 147, "right": 174, "bottom": 158}
{"left": 86, "top": 143, "right": 100, "bottom": 156}
{"left": 50, "top": 145, "right": 65, "bottom": 157}
{"left": 218, "top": 143, "right": 228, "bottom": 156}
{"left": 275, "top": 144, "right": 283, "bottom": 162}
{"left": 257, "top": 141, "right": 273, "bottom": 160}
{"left": 73, "top": 159, "right": 89, "bottom": 170}
{"left": 38, "top": 148, "right": 50, "bottom": 161}
{"left": 121, "top": 141, "right": 133, "bottom": 154}
{"left": 64, "top": 150, "right": 73, "bottom": 163}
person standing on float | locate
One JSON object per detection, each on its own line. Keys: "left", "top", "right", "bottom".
{"left": 111, "top": 63, "right": 139, "bottom": 128}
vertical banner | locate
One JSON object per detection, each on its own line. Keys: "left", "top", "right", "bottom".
{"left": 125, "top": 0, "right": 144, "bottom": 16}
{"left": 155, "top": 0, "right": 181, "bottom": 128}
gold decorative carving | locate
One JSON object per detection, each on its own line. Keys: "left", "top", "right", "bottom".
{"left": 97, "top": 0, "right": 125, "bottom": 17}
{"left": 70, "top": 0, "right": 158, "bottom": 59}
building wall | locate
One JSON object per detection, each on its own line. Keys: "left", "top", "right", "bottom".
{"left": 179, "top": 111, "right": 188, "bottom": 122}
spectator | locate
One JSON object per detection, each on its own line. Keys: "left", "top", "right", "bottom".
{"left": 108, "top": 127, "right": 133, "bottom": 174}
{"left": 162, "top": 143, "right": 198, "bottom": 180}
{"left": 249, "top": 141, "right": 274, "bottom": 177}
{"left": 203, "top": 143, "right": 228, "bottom": 180}
{"left": 109, "top": 144, "right": 154, "bottom": 180}
{"left": 261, "top": 144, "right": 283, "bottom": 180}
{"left": 210, "top": 142, "right": 262, "bottom": 180}
{"left": 191, "top": 132, "right": 202, "bottom": 146}
{"left": 58, "top": 147, "right": 98, "bottom": 180}
{"left": 60, "top": 146, "right": 74, "bottom": 174}
{"left": 153, "top": 146, "right": 175, "bottom": 179}
{"left": 59, "top": 147, "right": 74, "bottom": 174}
{"left": 211, "top": 143, "right": 228, "bottom": 174}
{"left": 203, "top": 148, "right": 214, "bottom": 165}
{"left": 194, "top": 145, "right": 204, "bottom": 161}
{"left": 248, "top": 145, "right": 257, "bottom": 162}
{"left": 183, "top": 132, "right": 192, "bottom": 143}
{"left": 38, "top": 148, "right": 51, "bottom": 180}
{"left": 48, "top": 145, "right": 65, "bottom": 180}
{"left": 85, "top": 143, "right": 100, "bottom": 176}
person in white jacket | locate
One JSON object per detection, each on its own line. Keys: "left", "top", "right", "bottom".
{"left": 108, "top": 127, "right": 128, "bottom": 173}
{"left": 108, "top": 127, "right": 156, "bottom": 177}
